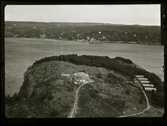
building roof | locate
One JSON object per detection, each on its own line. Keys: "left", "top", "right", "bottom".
{"left": 138, "top": 78, "right": 148, "bottom": 80}
{"left": 74, "top": 72, "right": 89, "bottom": 78}
{"left": 140, "top": 81, "right": 150, "bottom": 83}
{"left": 144, "top": 87, "right": 157, "bottom": 90}
{"left": 61, "top": 74, "right": 70, "bottom": 77}
{"left": 142, "top": 84, "right": 154, "bottom": 87}
{"left": 135, "top": 75, "right": 144, "bottom": 78}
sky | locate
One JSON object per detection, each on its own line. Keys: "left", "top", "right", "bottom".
{"left": 5, "top": 5, "right": 160, "bottom": 26}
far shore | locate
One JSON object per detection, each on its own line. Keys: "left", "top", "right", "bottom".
{"left": 5, "top": 37, "right": 162, "bottom": 46}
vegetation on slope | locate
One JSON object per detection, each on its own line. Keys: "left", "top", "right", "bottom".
{"left": 75, "top": 75, "right": 147, "bottom": 117}
{"left": 5, "top": 55, "right": 164, "bottom": 118}
{"left": 5, "top": 21, "right": 160, "bottom": 44}
{"left": 30, "top": 54, "right": 164, "bottom": 107}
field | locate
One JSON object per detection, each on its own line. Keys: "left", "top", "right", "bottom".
{"left": 5, "top": 37, "right": 164, "bottom": 96}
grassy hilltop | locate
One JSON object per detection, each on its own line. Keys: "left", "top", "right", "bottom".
{"left": 5, "top": 55, "right": 164, "bottom": 118}
{"left": 5, "top": 21, "right": 160, "bottom": 44}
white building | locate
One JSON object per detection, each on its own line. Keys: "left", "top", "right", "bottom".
{"left": 142, "top": 84, "right": 154, "bottom": 88}
{"left": 144, "top": 87, "right": 157, "bottom": 92}
{"left": 135, "top": 75, "right": 144, "bottom": 78}
{"left": 61, "top": 74, "right": 70, "bottom": 77}
{"left": 61, "top": 74, "right": 72, "bottom": 82}
{"left": 40, "top": 33, "right": 46, "bottom": 38}
{"left": 140, "top": 80, "right": 150, "bottom": 84}
{"left": 138, "top": 78, "right": 148, "bottom": 81}
{"left": 73, "top": 72, "right": 89, "bottom": 84}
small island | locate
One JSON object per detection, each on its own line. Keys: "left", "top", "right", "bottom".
{"left": 5, "top": 55, "right": 164, "bottom": 118}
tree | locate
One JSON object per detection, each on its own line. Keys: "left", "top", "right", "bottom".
{"left": 125, "top": 89, "right": 130, "bottom": 95}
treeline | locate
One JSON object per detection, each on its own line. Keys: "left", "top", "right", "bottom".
{"left": 30, "top": 54, "right": 135, "bottom": 79}
{"left": 115, "top": 57, "right": 133, "bottom": 64}
{"left": 5, "top": 21, "right": 161, "bottom": 44}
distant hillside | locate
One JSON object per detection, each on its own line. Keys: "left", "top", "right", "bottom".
{"left": 5, "top": 21, "right": 161, "bottom": 44}
{"left": 5, "top": 55, "right": 164, "bottom": 118}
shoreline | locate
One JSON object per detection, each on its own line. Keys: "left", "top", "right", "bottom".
{"left": 5, "top": 37, "right": 162, "bottom": 46}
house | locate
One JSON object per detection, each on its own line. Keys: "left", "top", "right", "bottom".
{"left": 140, "top": 80, "right": 150, "bottom": 84}
{"left": 87, "top": 36, "right": 90, "bottom": 40}
{"left": 142, "top": 84, "right": 154, "bottom": 88}
{"left": 144, "top": 87, "right": 157, "bottom": 92}
{"left": 90, "top": 38, "right": 95, "bottom": 41}
{"left": 73, "top": 72, "right": 89, "bottom": 84}
{"left": 138, "top": 78, "right": 148, "bottom": 81}
{"left": 40, "top": 33, "right": 46, "bottom": 38}
{"left": 74, "top": 72, "right": 89, "bottom": 77}
{"left": 135, "top": 75, "right": 144, "bottom": 78}
{"left": 61, "top": 74, "right": 70, "bottom": 77}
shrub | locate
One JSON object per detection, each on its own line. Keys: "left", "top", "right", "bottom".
{"left": 90, "top": 91, "right": 97, "bottom": 98}
{"left": 115, "top": 57, "right": 133, "bottom": 64}
{"left": 67, "top": 87, "right": 73, "bottom": 92}
{"left": 125, "top": 89, "right": 130, "bottom": 95}
{"left": 138, "top": 100, "right": 143, "bottom": 104}
{"left": 96, "top": 72, "right": 102, "bottom": 79}
{"left": 38, "top": 92, "right": 47, "bottom": 101}
{"left": 47, "top": 95, "right": 54, "bottom": 101}
{"left": 12, "top": 93, "right": 22, "bottom": 101}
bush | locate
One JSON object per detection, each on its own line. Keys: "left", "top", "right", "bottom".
{"left": 12, "top": 93, "right": 22, "bottom": 101}
{"left": 115, "top": 57, "right": 133, "bottom": 64}
{"left": 38, "top": 92, "right": 47, "bottom": 101}
{"left": 138, "top": 100, "right": 143, "bottom": 104}
{"left": 96, "top": 72, "right": 102, "bottom": 79}
{"left": 47, "top": 95, "right": 54, "bottom": 100}
{"left": 67, "top": 87, "right": 73, "bottom": 92}
{"left": 50, "top": 109, "right": 60, "bottom": 117}
{"left": 125, "top": 89, "right": 130, "bottom": 95}
{"left": 90, "top": 91, "right": 97, "bottom": 98}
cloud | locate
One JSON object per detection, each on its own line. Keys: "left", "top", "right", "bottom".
{"left": 5, "top": 4, "right": 160, "bottom": 26}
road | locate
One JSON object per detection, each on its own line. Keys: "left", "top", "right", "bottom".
{"left": 118, "top": 78, "right": 150, "bottom": 118}
{"left": 68, "top": 79, "right": 94, "bottom": 118}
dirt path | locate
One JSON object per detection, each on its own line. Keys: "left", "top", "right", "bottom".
{"left": 118, "top": 79, "right": 150, "bottom": 118}
{"left": 68, "top": 79, "right": 94, "bottom": 118}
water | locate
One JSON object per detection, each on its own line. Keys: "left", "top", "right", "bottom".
{"left": 5, "top": 38, "right": 164, "bottom": 96}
